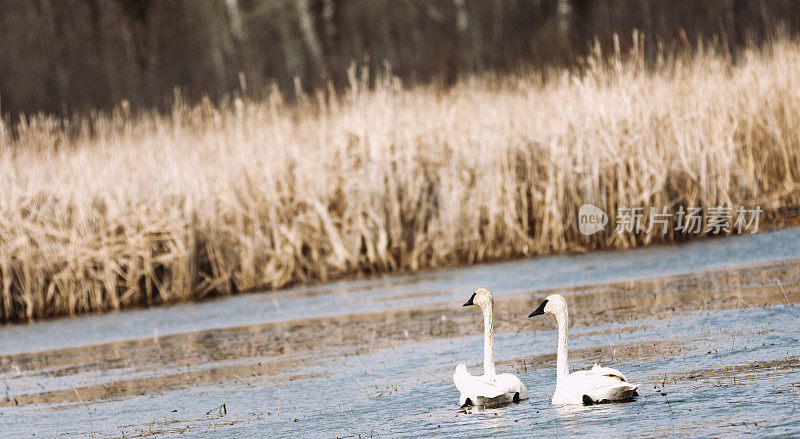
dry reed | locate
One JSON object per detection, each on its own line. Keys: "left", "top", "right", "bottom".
{"left": 1, "top": 38, "right": 799, "bottom": 322}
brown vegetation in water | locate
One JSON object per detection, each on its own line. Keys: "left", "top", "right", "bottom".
{"left": 1, "top": 39, "right": 799, "bottom": 322}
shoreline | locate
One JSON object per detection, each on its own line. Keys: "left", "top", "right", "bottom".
{"left": 2, "top": 226, "right": 799, "bottom": 356}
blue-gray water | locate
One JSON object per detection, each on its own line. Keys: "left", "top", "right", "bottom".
{"left": 1, "top": 228, "right": 799, "bottom": 438}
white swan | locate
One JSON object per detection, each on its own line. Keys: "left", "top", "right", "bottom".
{"left": 528, "top": 293, "right": 638, "bottom": 405}
{"left": 453, "top": 287, "right": 529, "bottom": 407}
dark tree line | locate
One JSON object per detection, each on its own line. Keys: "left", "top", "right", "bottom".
{"left": 1, "top": 0, "right": 799, "bottom": 117}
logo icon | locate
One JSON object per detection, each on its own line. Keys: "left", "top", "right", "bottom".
{"left": 578, "top": 204, "right": 608, "bottom": 235}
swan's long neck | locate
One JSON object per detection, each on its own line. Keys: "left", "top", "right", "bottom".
{"left": 482, "top": 303, "right": 496, "bottom": 377}
{"left": 555, "top": 307, "right": 569, "bottom": 384}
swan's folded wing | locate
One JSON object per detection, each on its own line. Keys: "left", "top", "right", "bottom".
{"left": 454, "top": 364, "right": 502, "bottom": 401}
{"left": 494, "top": 373, "right": 529, "bottom": 397}
{"left": 453, "top": 364, "right": 511, "bottom": 401}
{"left": 566, "top": 367, "right": 638, "bottom": 403}
{"left": 586, "top": 364, "right": 629, "bottom": 382}
{"left": 582, "top": 377, "right": 638, "bottom": 403}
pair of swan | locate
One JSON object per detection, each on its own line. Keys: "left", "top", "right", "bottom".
{"left": 453, "top": 288, "right": 638, "bottom": 407}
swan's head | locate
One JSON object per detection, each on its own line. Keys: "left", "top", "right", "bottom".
{"left": 528, "top": 293, "right": 567, "bottom": 317}
{"left": 463, "top": 287, "right": 493, "bottom": 308}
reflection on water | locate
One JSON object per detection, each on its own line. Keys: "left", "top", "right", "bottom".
{"left": 0, "top": 228, "right": 799, "bottom": 437}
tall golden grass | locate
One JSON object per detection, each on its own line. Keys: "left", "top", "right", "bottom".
{"left": 1, "top": 38, "right": 799, "bottom": 322}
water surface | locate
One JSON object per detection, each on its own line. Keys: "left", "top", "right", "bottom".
{"left": 1, "top": 228, "right": 799, "bottom": 437}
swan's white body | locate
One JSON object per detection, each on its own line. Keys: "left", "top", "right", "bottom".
{"left": 453, "top": 364, "right": 527, "bottom": 406}
{"left": 531, "top": 294, "right": 638, "bottom": 405}
{"left": 552, "top": 363, "right": 637, "bottom": 405}
{"left": 453, "top": 288, "right": 528, "bottom": 407}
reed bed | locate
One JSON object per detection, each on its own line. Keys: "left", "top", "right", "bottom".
{"left": 1, "top": 39, "right": 799, "bottom": 322}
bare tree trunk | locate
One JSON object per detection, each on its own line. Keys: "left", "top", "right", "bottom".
{"left": 295, "top": 0, "right": 325, "bottom": 80}
{"left": 198, "top": 0, "right": 238, "bottom": 97}
{"left": 557, "top": 0, "right": 572, "bottom": 49}
{"left": 277, "top": 4, "right": 303, "bottom": 83}
{"left": 453, "top": 0, "right": 471, "bottom": 71}
{"left": 225, "top": 0, "right": 244, "bottom": 42}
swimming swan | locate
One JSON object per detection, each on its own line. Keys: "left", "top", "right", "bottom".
{"left": 453, "top": 288, "right": 529, "bottom": 407}
{"left": 529, "top": 293, "right": 638, "bottom": 405}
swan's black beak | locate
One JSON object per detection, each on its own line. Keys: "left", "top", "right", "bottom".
{"left": 529, "top": 299, "right": 548, "bottom": 317}
{"left": 463, "top": 293, "right": 476, "bottom": 307}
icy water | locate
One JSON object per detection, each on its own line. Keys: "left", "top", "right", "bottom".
{"left": 2, "top": 228, "right": 800, "bottom": 438}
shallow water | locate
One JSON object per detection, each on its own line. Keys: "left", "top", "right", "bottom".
{"left": 1, "top": 228, "right": 800, "bottom": 438}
